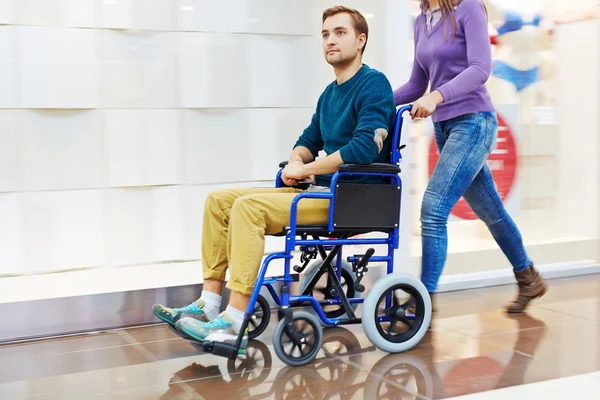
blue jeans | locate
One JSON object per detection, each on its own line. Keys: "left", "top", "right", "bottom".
{"left": 421, "top": 112, "right": 532, "bottom": 293}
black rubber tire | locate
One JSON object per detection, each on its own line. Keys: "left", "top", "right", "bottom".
{"left": 248, "top": 294, "right": 271, "bottom": 340}
{"left": 273, "top": 311, "right": 323, "bottom": 367}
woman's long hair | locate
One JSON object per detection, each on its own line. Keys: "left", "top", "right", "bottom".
{"left": 421, "top": 0, "right": 487, "bottom": 42}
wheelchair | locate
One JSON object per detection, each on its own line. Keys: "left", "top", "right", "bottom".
{"left": 198, "top": 105, "right": 432, "bottom": 366}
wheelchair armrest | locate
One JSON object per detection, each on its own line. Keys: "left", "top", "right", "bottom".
{"left": 338, "top": 163, "right": 400, "bottom": 174}
{"left": 277, "top": 160, "right": 311, "bottom": 189}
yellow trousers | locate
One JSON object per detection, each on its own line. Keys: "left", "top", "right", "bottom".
{"left": 202, "top": 187, "right": 330, "bottom": 295}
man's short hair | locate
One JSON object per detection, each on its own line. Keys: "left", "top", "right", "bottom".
{"left": 322, "top": 6, "right": 369, "bottom": 54}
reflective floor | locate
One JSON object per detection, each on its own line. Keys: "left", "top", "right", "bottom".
{"left": 1, "top": 274, "right": 599, "bottom": 399}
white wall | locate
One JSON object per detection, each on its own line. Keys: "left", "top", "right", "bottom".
{"left": 555, "top": 18, "right": 600, "bottom": 240}
{"left": 0, "top": 0, "right": 412, "bottom": 276}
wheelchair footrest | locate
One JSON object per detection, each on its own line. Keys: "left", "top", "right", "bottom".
{"left": 202, "top": 341, "right": 241, "bottom": 359}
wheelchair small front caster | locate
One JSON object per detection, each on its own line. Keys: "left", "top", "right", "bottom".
{"left": 248, "top": 294, "right": 271, "bottom": 340}
{"left": 273, "top": 311, "right": 323, "bottom": 366}
{"left": 361, "top": 273, "right": 432, "bottom": 353}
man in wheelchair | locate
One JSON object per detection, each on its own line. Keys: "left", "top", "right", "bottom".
{"left": 152, "top": 6, "right": 396, "bottom": 351}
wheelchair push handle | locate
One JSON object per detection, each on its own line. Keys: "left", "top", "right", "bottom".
{"left": 399, "top": 104, "right": 413, "bottom": 113}
{"left": 390, "top": 104, "right": 413, "bottom": 164}
{"left": 397, "top": 106, "right": 410, "bottom": 151}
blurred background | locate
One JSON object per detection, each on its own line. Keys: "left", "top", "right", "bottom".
{"left": 0, "top": 0, "right": 598, "bottom": 304}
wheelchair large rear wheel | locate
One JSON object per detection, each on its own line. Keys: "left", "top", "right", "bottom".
{"left": 299, "top": 260, "right": 359, "bottom": 323}
{"left": 361, "top": 273, "right": 431, "bottom": 353}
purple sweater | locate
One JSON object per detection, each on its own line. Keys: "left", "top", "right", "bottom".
{"left": 394, "top": 0, "right": 495, "bottom": 122}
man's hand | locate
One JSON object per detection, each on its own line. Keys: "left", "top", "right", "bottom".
{"left": 281, "top": 149, "right": 344, "bottom": 186}
{"left": 410, "top": 90, "right": 444, "bottom": 120}
{"left": 282, "top": 160, "right": 312, "bottom": 186}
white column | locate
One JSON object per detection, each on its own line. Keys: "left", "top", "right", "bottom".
{"left": 555, "top": 19, "right": 600, "bottom": 240}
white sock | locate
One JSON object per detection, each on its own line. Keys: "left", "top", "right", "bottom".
{"left": 199, "top": 291, "right": 222, "bottom": 320}
{"left": 225, "top": 305, "right": 246, "bottom": 332}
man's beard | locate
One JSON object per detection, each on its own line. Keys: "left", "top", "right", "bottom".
{"left": 327, "top": 51, "right": 358, "bottom": 67}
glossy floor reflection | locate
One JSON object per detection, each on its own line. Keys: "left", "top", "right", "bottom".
{"left": 0, "top": 273, "right": 599, "bottom": 399}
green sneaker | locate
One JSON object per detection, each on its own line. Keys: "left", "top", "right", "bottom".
{"left": 152, "top": 299, "right": 210, "bottom": 326}
{"left": 175, "top": 312, "right": 248, "bottom": 353}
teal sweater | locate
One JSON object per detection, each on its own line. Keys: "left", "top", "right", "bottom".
{"left": 294, "top": 65, "right": 396, "bottom": 187}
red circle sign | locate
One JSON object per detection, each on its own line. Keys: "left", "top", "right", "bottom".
{"left": 428, "top": 113, "right": 518, "bottom": 220}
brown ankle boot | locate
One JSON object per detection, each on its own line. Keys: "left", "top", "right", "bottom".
{"left": 506, "top": 264, "right": 547, "bottom": 313}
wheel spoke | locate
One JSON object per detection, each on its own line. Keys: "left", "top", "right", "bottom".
{"left": 286, "top": 325, "right": 306, "bottom": 349}
{"left": 282, "top": 330, "right": 293, "bottom": 345}
{"left": 299, "top": 321, "right": 309, "bottom": 335}
{"left": 388, "top": 316, "right": 400, "bottom": 334}
{"left": 399, "top": 315, "right": 414, "bottom": 326}
{"left": 283, "top": 340, "right": 294, "bottom": 354}
{"left": 400, "top": 298, "right": 413, "bottom": 309}
{"left": 296, "top": 343, "right": 306, "bottom": 358}
{"left": 392, "top": 292, "right": 399, "bottom": 308}
{"left": 290, "top": 341, "right": 300, "bottom": 357}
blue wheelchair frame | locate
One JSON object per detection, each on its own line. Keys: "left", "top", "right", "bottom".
{"left": 205, "top": 105, "right": 413, "bottom": 359}
{"left": 250, "top": 104, "right": 411, "bottom": 318}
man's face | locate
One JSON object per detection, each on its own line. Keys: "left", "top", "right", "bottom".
{"left": 321, "top": 13, "right": 364, "bottom": 66}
